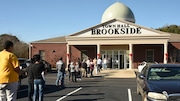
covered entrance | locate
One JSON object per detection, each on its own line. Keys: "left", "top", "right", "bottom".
{"left": 101, "top": 50, "right": 129, "bottom": 69}
{"left": 66, "top": 19, "right": 170, "bottom": 69}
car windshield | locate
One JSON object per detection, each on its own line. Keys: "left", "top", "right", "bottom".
{"left": 148, "top": 66, "right": 180, "bottom": 80}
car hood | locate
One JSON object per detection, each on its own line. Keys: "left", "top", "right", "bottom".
{"left": 147, "top": 80, "right": 180, "bottom": 94}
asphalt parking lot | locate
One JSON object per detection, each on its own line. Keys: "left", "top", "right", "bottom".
{"left": 17, "top": 69, "right": 141, "bottom": 101}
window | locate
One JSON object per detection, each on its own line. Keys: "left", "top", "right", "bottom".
{"left": 146, "top": 49, "right": 154, "bottom": 62}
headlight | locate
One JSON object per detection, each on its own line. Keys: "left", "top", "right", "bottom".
{"left": 148, "top": 92, "right": 167, "bottom": 100}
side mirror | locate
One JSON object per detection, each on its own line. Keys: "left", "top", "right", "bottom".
{"left": 138, "top": 74, "right": 145, "bottom": 79}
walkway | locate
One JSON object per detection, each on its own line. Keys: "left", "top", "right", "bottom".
{"left": 95, "top": 69, "right": 137, "bottom": 78}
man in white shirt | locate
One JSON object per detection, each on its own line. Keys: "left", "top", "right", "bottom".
{"left": 97, "top": 57, "right": 102, "bottom": 72}
{"left": 55, "top": 57, "right": 65, "bottom": 88}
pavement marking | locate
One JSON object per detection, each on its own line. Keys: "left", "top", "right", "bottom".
{"left": 128, "top": 89, "right": 132, "bottom": 101}
{"left": 56, "top": 87, "right": 82, "bottom": 101}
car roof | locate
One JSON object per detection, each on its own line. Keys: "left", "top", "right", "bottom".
{"left": 149, "top": 63, "right": 180, "bottom": 67}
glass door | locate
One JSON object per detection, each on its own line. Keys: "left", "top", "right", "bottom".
{"left": 119, "top": 50, "right": 124, "bottom": 69}
{"left": 100, "top": 50, "right": 128, "bottom": 69}
{"left": 107, "top": 50, "right": 112, "bottom": 69}
{"left": 112, "top": 50, "right": 119, "bottom": 69}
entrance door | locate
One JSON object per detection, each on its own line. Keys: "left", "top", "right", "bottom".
{"left": 119, "top": 50, "right": 125, "bottom": 69}
{"left": 101, "top": 50, "right": 128, "bottom": 69}
{"left": 112, "top": 50, "right": 125, "bottom": 69}
{"left": 112, "top": 50, "right": 118, "bottom": 69}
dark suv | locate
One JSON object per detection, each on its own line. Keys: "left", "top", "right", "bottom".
{"left": 136, "top": 64, "right": 180, "bottom": 101}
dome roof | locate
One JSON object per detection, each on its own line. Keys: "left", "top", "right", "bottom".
{"left": 101, "top": 2, "right": 135, "bottom": 23}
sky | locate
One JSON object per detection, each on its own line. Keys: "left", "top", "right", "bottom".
{"left": 0, "top": 0, "right": 179, "bottom": 43}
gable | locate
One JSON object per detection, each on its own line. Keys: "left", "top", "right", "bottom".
{"left": 69, "top": 19, "right": 170, "bottom": 37}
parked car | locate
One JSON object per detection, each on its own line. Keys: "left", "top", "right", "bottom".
{"left": 136, "top": 63, "right": 180, "bottom": 101}
{"left": 25, "top": 59, "right": 52, "bottom": 72}
{"left": 42, "top": 60, "right": 52, "bottom": 72}
{"left": 18, "top": 58, "right": 28, "bottom": 79}
{"left": 137, "top": 61, "right": 159, "bottom": 72}
{"left": 18, "top": 58, "right": 28, "bottom": 89}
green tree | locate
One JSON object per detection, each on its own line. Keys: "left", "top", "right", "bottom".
{"left": 157, "top": 25, "right": 180, "bottom": 34}
{"left": 0, "top": 34, "right": 29, "bottom": 58}
{"left": 157, "top": 25, "right": 180, "bottom": 63}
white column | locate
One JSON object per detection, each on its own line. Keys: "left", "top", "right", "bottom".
{"left": 124, "top": 54, "right": 127, "bottom": 69}
{"left": 29, "top": 44, "right": 31, "bottom": 59}
{"left": 164, "top": 43, "right": 168, "bottom": 64}
{"left": 29, "top": 43, "right": 32, "bottom": 59}
{"left": 129, "top": 44, "right": 133, "bottom": 69}
{"left": 66, "top": 44, "right": 70, "bottom": 67}
{"left": 97, "top": 44, "right": 100, "bottom": 58}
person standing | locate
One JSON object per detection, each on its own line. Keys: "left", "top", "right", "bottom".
{"left": 93, "top": 58, "right": 97, "bottom": 75}
{"left": 81, "top": 60, "right": 87, "bottom": 77}
{"left": 55, "top": 57, "right": 65, "bottom": 88}
{"left": 31, "top": 54, "right": 46, "bottom": 101}
{"left": 97, "top": 57, "right": 102, "bottom": 72}
{"left": 67, "top": 60, "right": 71, "bottom": 82}
{"left": 75, "top": 62, "right": 80, "bottom": 81}
{"left": 77, "top": 58, "right": 82, "bottom": 80}
{"left": 70, "top": 62, "right": 76, "bottom": 82}
{"left": 90, "top": 59, "right": 94, "bottom": 77}
{"left": 86, "top": 58, "right": 91, "bottom": 75}
{"left": 103, "top": 58, "right": 108, "bottom": 70}
{"left": 0, "top": 40, "right": 20, "bottom": 101}
{"left": 26, "top": 58, "right": 34, "bottom": 101}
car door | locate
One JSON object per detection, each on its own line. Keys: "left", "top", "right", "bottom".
{"left": 137, "top": 65, "right": 148, "bottom": 95}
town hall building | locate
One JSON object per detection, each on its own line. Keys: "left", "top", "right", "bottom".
{"left": 29, "top": 2, "right": 180, "bottom": 69}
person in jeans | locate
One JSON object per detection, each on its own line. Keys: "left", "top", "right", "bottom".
{"left": 0, "top": 40, "right": 20, "bottom": 101}
{"left": 81, "top": 60, "right": 87, "bottom": 77}
{"left": 70, "top": 61, "right": 76, "bottom": 82}
{"left": 26, "top": 58, "right": 34, "bottom": 101}
{"left": 67, "top": 60, "right": 71, "bottom": 82}
{"left": 31, "top": 54, "right": 46, "bottom": 101}
{"left": 97, "top": 57, "right": 102, "bottom": 72}
{"left": 55, "top": 57, "right": 65, "bottom": 88}
{"left": 90, "top": 59, "right": 94, "bottom": 77}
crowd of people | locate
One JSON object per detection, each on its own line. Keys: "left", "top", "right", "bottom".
{"left": 26, "top": 56, "right": 108, "bottom": 101}
{"left": 66, "top": 57, "right": 109, "bottom": 83}
{"left": 0, "top": 40, "right": 110, "bottom": 101}
{"left": 0, "top": 40, "right": 48, "bottom": 101}
{"left": 0, "top": 40, "right": 46, "bottom": 101}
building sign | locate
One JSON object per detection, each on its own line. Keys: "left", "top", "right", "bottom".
{"left": 91, "top": 24, "right": 141, "bottom": 35}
